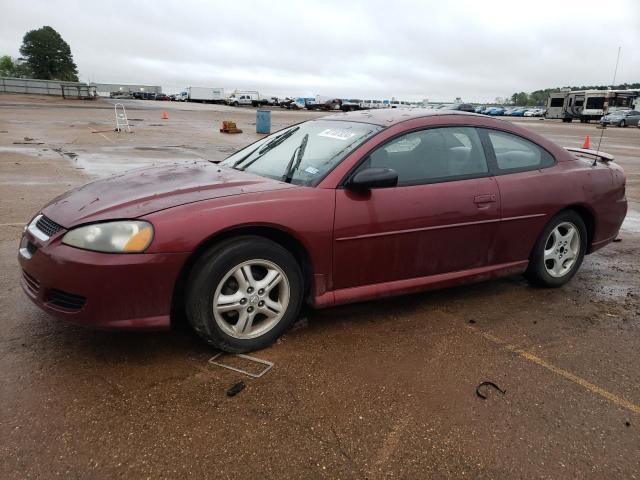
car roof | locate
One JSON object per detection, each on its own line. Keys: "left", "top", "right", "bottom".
{"left": 320, "top": 108, "right": 483, "bottom": 127}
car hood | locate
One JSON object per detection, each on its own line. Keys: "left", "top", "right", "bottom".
{"left": 42, "top": 162, "right": 293, "bottom": 228}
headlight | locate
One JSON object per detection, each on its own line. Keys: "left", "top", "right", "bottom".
{"left": 62, "top": 221, "right": 154, "bottom": 253}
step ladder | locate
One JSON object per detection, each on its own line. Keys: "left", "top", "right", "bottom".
{"left": 114, "top": 103, "right": 131, "bottom": 133}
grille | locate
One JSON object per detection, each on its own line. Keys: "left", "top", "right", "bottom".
{"left": 21, "top": 270, "right": 40, "bottom": 297}
{"left": 46, "top": 289, "right": 87, "bottom": 311}
{"left": 35, "top": 215, "right": 64, "bottom": 238}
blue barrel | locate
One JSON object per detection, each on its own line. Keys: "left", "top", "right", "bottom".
{"left": 256, "top": 109, "right": 271, "bottom": 134}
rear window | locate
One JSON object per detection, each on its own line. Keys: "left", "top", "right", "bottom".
{"left": 549, "top": 97, "right": 564, "bottom": 107}
{"left": 485, "top": 130, "right": 555, "bottom": 172}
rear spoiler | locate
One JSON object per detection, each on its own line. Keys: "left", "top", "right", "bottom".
{"left": 564, "top": 147, "right": 614, "bottom": 162}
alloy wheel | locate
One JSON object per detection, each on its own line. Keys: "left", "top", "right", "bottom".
{"left": 543, "top": 222, "right": 580, "bottom": 278}
{"left": 212, "top": 259, "right": 290, "bottom": 339}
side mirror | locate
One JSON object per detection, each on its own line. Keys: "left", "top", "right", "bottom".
{"left": 347, "top": 167, "right": 398, "bottom": 190}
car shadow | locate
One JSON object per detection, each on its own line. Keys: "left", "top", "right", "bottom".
{"left": 16, "top": 274, "right": 529, "bottom": 366}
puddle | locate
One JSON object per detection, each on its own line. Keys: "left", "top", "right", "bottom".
{"left": 592, "top": 284, "right": 635, "bottom": 302}
{"left": 620, "top": 208, "right": 640, "bottom": 234}
{"left": 74, "top": 152, "right": 200, "bottom": 177}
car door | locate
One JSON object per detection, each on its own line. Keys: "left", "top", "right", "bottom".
{"left": 332, "top": 126, "right": 501, "bottom": 290}
{"left": 479, "top": 128, "right": 559, "bottom": 266}
{"left": 627, "top": 110, "right": 640, "bottom": 126}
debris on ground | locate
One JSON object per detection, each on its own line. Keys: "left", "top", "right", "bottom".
{"left": 220, "top": 120, "right": 243, "bottom": 134}
{"left": 476, "top": 381, "right": 507, "bottom": 400}
{"left": 468, "top": 319, "right": 477, "bottom": 324}
{"left": 226, "top": 381, "right": 245, "bottom": 397}
{"left": 209, "top": 353, "right": 274, "bottom": 378}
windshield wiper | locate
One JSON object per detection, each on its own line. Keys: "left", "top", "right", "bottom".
{"left": 282, "top": 134, "right": 309, "bottom": 183}
{"left": 233, "top": 126, "right": 300, "bottom": 170}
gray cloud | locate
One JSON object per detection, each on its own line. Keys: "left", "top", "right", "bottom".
{"left": 1, "top": 0, "right": 638, "bottom": 102}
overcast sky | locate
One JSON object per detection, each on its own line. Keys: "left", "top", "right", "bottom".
{"left": 1, "top": 0, "right": 639, "bottom": 102}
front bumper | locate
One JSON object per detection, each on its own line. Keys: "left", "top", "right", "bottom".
{"left": 18, "top": 227, "right": 190, "bottom": 330}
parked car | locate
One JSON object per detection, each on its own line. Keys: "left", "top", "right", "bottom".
{"left": 155, "top": 93, "right": 170, "bottom": 101}
{"left": 510, "top": 108, "right": 527, "bottom": 117}
{"left": 18, "top": 110, "right": 627, "bottom": 353}
{"left": 389, "top": 100, "right": 412, "bottom": 109}
{"left": 340, "top": 99, "right": 362, "bottom": 112}
{"left": 487, "top": 107, "right": 505, "bottom": 115}
{"left": 306, "top": 99, "right": 342, "bottom": 111}
{"left": 474, "top": 106, "right": 486, "bottom": 113}
{"left": 451, "top": 103, "right": 476, "bottom": 112}
{"left": 599, "top": 110, "right": 640, "bottom": 127}
{"left": 226, "top": 93, "right": 257, "bottom": 107}
{"left": 110, "top": 91, "right": 133, "bottom": 99}
{"left": 524, "top": 108, "right": 546, "bottom": 117}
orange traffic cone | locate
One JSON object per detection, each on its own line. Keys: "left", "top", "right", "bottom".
{"left": 582, "top": 135, "right": 590, "bottom": 149}
{"left": 162, "top": 111, "right": 168, "bottom": 120}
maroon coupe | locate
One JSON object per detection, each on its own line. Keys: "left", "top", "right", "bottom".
{"left": 19, "top": 110, "right": 627, "bottom": 352}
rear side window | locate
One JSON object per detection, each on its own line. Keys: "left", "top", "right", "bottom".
{"left": 485, "top": 130, "right": 555, "bottom": 172}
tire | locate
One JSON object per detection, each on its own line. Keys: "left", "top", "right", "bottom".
{"left": 525, "top": 210, "right": 587, "bottom": 288}
{"left": 620, "top": 120, "right": 626, "bottom": 128}
{"left": 186, "top": 236, "right": 304, "bottom": 352}
{"left": 233, "top": 101, "right": 239, "bottom": 107}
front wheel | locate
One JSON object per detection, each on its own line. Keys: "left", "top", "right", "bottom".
{"left": 525, "top": 211, "right": 587, "bottom": 288}
{"left": 186, "top": 237, "right": 304, "bottom": 352}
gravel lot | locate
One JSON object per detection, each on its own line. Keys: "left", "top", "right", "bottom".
{"left": 1, "top": 94, "right": 639, "bottom": 479}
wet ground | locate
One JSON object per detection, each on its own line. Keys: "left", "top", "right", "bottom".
{"left": 1, "top": 94, "right": 639, "bottom": 479}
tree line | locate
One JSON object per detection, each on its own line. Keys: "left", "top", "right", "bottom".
{"left": 1, "top": 26, "right": 79, "bottom": 81}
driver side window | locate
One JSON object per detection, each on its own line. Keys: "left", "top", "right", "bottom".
{"left": 362, "top": 127, "right": 489, "bottom": 185}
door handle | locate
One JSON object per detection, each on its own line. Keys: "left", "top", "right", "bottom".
{"left": 474, "top": 194, "right": 497, "bottom": 204}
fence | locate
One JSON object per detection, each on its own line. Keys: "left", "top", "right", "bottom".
{"left": 0, "top": 77, "right": 96, "bottom": 99}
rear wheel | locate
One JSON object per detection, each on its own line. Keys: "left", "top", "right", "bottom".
{"left": 186, "top": 236, "right": 304, "bottom": 352}
{"left": 620, "top": 120, "right": 626, "bottom": 127}
{"left": 525, "top": 211, "right": 587, "bottom": 288}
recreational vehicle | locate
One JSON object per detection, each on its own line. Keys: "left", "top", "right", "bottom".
{"left": 547, "top": 89, "right": 640, "bottom": 122}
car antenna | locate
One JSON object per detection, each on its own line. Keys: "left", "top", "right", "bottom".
{"left": 593, "top": 46, "right": 621, "bottom": 166}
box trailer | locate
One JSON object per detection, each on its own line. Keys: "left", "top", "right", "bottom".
{"left": 180, "top": 87, "right": 224, "bottom": 103}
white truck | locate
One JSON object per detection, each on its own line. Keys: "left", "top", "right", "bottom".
{"left": 226, "top": 91, "right": 264, "bottom": 107}
{"left": 178, "top": 87, "right": 225, "bottom": 103}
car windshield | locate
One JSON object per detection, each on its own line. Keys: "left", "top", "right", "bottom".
{"left": 220, "top": 120, "right": 382, "bottom": 186}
